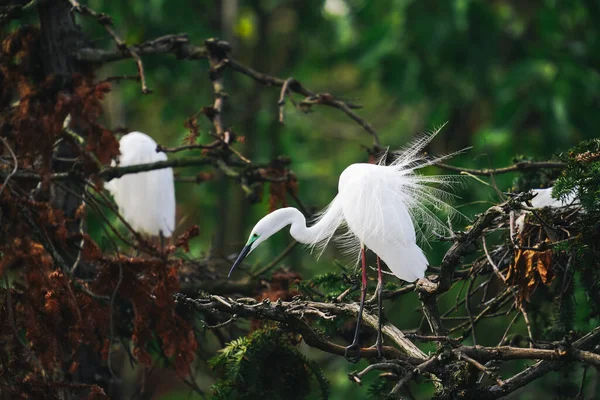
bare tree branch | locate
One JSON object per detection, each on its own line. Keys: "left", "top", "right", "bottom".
{"left": 174, "top": 293, "right": 427, "bottom": 361}
{"left": 436, "top": 161, "right": 565, "bottom": 176}
{"left": 75, "top": 34, "right": 206, "bottom": 62}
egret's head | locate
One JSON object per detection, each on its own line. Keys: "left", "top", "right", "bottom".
{"left": 227, "top": 210, "right": 291, "bottom": 277}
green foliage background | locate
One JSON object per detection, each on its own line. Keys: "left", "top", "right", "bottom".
{"left": 82, "top": 1, "right": 600, "bottom": 398}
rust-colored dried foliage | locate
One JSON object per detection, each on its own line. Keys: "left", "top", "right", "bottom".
{"left": 1, "top": 29, "right": 119, "bottom": 183}
{"left": 183, "top": 116, "right": 200, "bottom": 145}
{"left": 251, "top": 270, "right": 302, "bottom": 331}
{"left": 507, "top": 245, "right": 554, "bottom": 303}
{"left": 256, "top": 270, "right": 302, "bottom": 303}
{"left": 507, "top": 217, "right": 557, "bottom": 303}
{"left": 93, "top": 255, "right": 197, "bottom": 375}
{"left": 174, "top": 224, "right": 201, "bottom": 253}
{"left": 265, "top": 159, "right": 297, "bottom": 212}
{"left": 0, "top": 26, "right": 196, "bottom": 397}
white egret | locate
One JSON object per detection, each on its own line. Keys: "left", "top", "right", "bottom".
{"left": 105, "top": 131, "right": 175, "bottom": 240}
{"left": 515, "top": 187, "right": 579, "bottom": 233}
{"left": 228, "top": 129, "right": 459, "bottom": 361}
{"left": 529, "top": 187, "right": 577, "bottom": 209}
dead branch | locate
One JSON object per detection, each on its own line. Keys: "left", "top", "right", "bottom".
{"left": 436, "top": 161, "right": 566, "bottom": 176}
{"left": 175, "top": 293, "right": 425, "bottom": 363}
{"left": 480, "top": 327, "right": 600, "bottom": 399}
{"left": 68, "top": 0, "right": 150, "bottom": 93}
{"left": 76, "top": 34, "right": 380, "bottom": 148}
{"left": 75, "top": 33, "right": 206, "bottom": 62}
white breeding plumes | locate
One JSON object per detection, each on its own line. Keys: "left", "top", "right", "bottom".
{"left": 227, "top": 127, "right": 460, "bottom": 361}
{"left": 105, "top": 131, "right": 175, "bottom": 238}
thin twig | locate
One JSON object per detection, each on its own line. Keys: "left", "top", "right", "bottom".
{"left": 436, "top": 161, "right": 565, "bottom": 176}
{"left": 69, "top": 205, "right": 85, "bottom": 275}
{"left": 157, "top": 141, "right": 221, "bottom": 153}
{"left": 459, "top": 352, "right": 505, "bottom": 386}
{"left": 278, "top": 78, "right": 296, "bottom": 123}
{"left": 576, "top": 366, "right": 588, "bottom": 400}
{"left": 227, "top": 58, "right": 381, "bottom": 148}
{"left": 203, "top": 315, "right": 237, "bottom": 329}
{"left": 498, "top": 310, "right": 521, "bottom": 346}
{"left": 464, "top": 277, "right": 477, "bottom": 345}
{"left": 68, "top": 0, "right": 150, "bottom": 93}
{"left": 404, "top": 334, "right": 461, "bottom": 346}
{"left": 0, "top": 137, "right": 18, "bottom": 199}
{"left": 349, "top": 362, "right": 403, "bottom": 385}
{"left": 336, "top": 284, "right": 359, "bottom": 303}
{"left": 251, "top": 240, "right": 298, "bottom": 277}
{"left": 389, "top": 356, "right": 439, "bottom": 395}
{"left": 482, "top": 236, "right": 506, "bottom": 282}
{"left": 520, "top": 303, "right": 535, "bottom": 348}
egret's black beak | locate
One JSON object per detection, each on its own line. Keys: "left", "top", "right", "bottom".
{"left": 228, "top": 244, "right": 252, "bottom": 277}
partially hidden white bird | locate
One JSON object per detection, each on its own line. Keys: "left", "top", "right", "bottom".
{"left": 228, "top": 129, "right": 459, "bottom": 361}
{"left": 515, "top": 187, "right": 579, "bottom": 233}
{"left": 529, "top": 187, "right": 577, "bottom": 209}
{"left": 105, "top": 131, "right": 176, "bottom": 240}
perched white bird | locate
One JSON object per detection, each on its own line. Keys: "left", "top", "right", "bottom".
{"left": 228, "top": 129, "right": 458, "bottom": 360}
{"left": 105, "top": 131, "right": 175, "bottom": 239}
{"left": 529, "top": 187, "right": 577, "bottom": 209}
{"left": 515, "top": 187, "right": 579, "bottom": 233}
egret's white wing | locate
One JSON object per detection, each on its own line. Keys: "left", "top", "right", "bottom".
{"left": 338, "top": 164, "right": 427, "bottom": 281}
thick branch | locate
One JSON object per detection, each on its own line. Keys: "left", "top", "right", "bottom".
{"left": 481, "top": 327, "right": 600, "bottom": 399}
{"left": 174, "top": 293, "right": 427, "bottom": 361}
{"left": 204, "top": 38, "right": 229, "bottom": 138}
{"left": 99, "top": 157, "right": 215, "bottom": 180}
{"left": 75, "top": 34, "right": 206, "bottom": 63}
{"left": 458, "top": 345, "right": 600, "bottom": 367}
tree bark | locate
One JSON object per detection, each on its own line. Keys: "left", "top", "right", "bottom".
{"left": 38, "top": 0, "right": 90, "bottom": 273}
{"left": 37, "top": 1, "right": 105, "bottom": 397}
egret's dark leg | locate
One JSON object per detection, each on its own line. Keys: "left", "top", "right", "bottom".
{"left": 375, "top": 256, "right": 384, "bottom": 358}
{"left": 345, "top": 246, "right": 368, "bottom": 363}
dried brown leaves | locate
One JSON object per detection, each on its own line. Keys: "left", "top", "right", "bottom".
{"left": 93, "top": 255, "right": 197, "bottom": 375}
{"left": 506, "top": 213, "right": 564, "bottom": 303}
{"left": 507, "top": 245, "right": 554, "bottom": 303}
{"left": 0, "top": 25, "right": 197, "bottom": 394}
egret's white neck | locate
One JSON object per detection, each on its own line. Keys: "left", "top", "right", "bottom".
{"left": 263, "top": 208, "right": 325, "bottom": 244}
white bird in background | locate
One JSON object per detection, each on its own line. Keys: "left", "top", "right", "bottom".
{"left": 105, "top": 131, "right": 175, "bottom": 240}
{"left": 228, "top": 129, "right": 459, "bottom": 361}
{"left": 529, "top": 187, "right": 577, "bottom": 209}
{"left": 515, "top": 187, "right": 579, "bottom": 233}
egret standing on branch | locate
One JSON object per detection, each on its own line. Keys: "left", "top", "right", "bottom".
{"left": 228, "top": 128, "right": 459, "bottom": 361}
{"left": 105, "top": 131, "right": 176, "bottom": 243}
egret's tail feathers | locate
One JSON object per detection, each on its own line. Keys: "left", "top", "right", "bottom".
{"left": 380, "top": 243, "right": 427, "bottom": 282}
